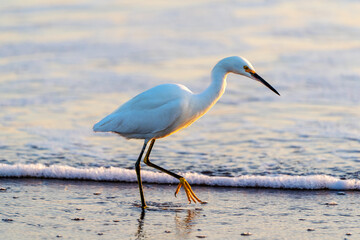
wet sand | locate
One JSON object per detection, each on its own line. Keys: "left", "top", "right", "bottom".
{"left": 1, "top": 178, "right": 359, "bottom": 239}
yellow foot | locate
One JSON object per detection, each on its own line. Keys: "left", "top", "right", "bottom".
{"left": 174, "top": 177, "right": 203, "bottom": 204}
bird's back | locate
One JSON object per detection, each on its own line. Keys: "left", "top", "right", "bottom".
{"left": 93, "top": 84, "right": 193, "bottom": 139}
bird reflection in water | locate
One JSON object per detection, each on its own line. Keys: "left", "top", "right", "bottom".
{"left": 135, "top": 208, "right": 202, "bottom": 239}
{"left": 175, "top": 209, "right": 201, "bottom": 237}
{"left": 135, "top": 210, "right": 146, "bottom": 240}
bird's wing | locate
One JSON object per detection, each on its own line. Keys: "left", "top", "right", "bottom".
{"left": 93, "top": 84, "right": 191, "bottom": 138}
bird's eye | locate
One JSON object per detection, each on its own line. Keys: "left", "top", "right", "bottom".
{"left": 244, "top": 65, "right": 255, "bottom": 74}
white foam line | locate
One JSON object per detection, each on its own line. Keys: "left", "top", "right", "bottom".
{"left": 0, "top": 163, "right": 359, "bottom": 190}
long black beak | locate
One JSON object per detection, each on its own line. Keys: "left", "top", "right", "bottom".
{"left": 251, "top": 72, "right": 280, "bottom": 96}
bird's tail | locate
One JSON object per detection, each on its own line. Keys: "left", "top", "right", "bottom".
{"left": 93, "top": 114, "right": 122, "bottom": 132}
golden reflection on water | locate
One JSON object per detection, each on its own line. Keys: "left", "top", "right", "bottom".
{"left": 1, "top": 0, "right": 359, "bottom": 179}
{"left": 174, "top": 209, "right": 200, "bottom": 236}
{"left": 135, "top": 207, "right": 202, "bottom": 239}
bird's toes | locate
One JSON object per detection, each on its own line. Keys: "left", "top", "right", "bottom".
{"left": 174, "top": 182, "right": 182, "bottom": 197}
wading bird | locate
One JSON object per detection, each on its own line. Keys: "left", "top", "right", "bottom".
{"left": 93, "top": 56, "right": 280, "bottom": 208}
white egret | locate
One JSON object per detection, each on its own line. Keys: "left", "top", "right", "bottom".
{"left": 93, "top": 56, "right": 280, "bottom": 208}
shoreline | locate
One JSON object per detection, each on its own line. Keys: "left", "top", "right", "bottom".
{"left": 1, "top": 163, "right": 359, "bottom": 191}
{"left": 1, "top": 178, "right": 359, "bottom": 239}
{"left": 1, "top": 176, "right": 360, "bottom": 193}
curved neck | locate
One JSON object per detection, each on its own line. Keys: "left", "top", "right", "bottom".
{"left": 193, "top": 64, "right": 229, "bottom": 113}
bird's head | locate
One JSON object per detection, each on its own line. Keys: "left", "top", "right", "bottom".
{"left": 220, "top": 56, "right": 280, "bottom": 96}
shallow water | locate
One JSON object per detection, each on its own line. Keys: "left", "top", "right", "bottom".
{"left": 1, "top": 1, "right": 360, "bottom": 187}
{"left": 1, "top": 179, "right": 360, "bottom": 240}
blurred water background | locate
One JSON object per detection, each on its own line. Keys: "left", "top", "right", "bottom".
{"left": 0, "top": 0, "right": 360, "bottom": 183}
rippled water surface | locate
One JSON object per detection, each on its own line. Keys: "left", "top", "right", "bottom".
{"left": 1, "top": 0, "right": 360, "bottom": 180}
{"left": 2, "top": 179, "right": 360, "bottom": 240}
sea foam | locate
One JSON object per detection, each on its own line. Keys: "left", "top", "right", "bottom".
{"left": 0, "top": 163, "right": 359, "bottom": 190}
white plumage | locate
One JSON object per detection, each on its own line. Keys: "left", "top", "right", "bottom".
{"left": 94, "top": 83, "right": 195, "bottom": 139}
{"left": 93, "top": 56, "right": 280, "bottom": 208}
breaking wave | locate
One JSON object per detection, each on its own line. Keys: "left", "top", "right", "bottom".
{"left": 1, "top": 163, "right": 359, "bottom": 190}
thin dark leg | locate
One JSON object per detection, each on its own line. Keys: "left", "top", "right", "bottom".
{"left": 143, "top": 139, "right": 182, "bottom": 179}
{"left": 135, "top": 140, "right": 148, "bottom": 208}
